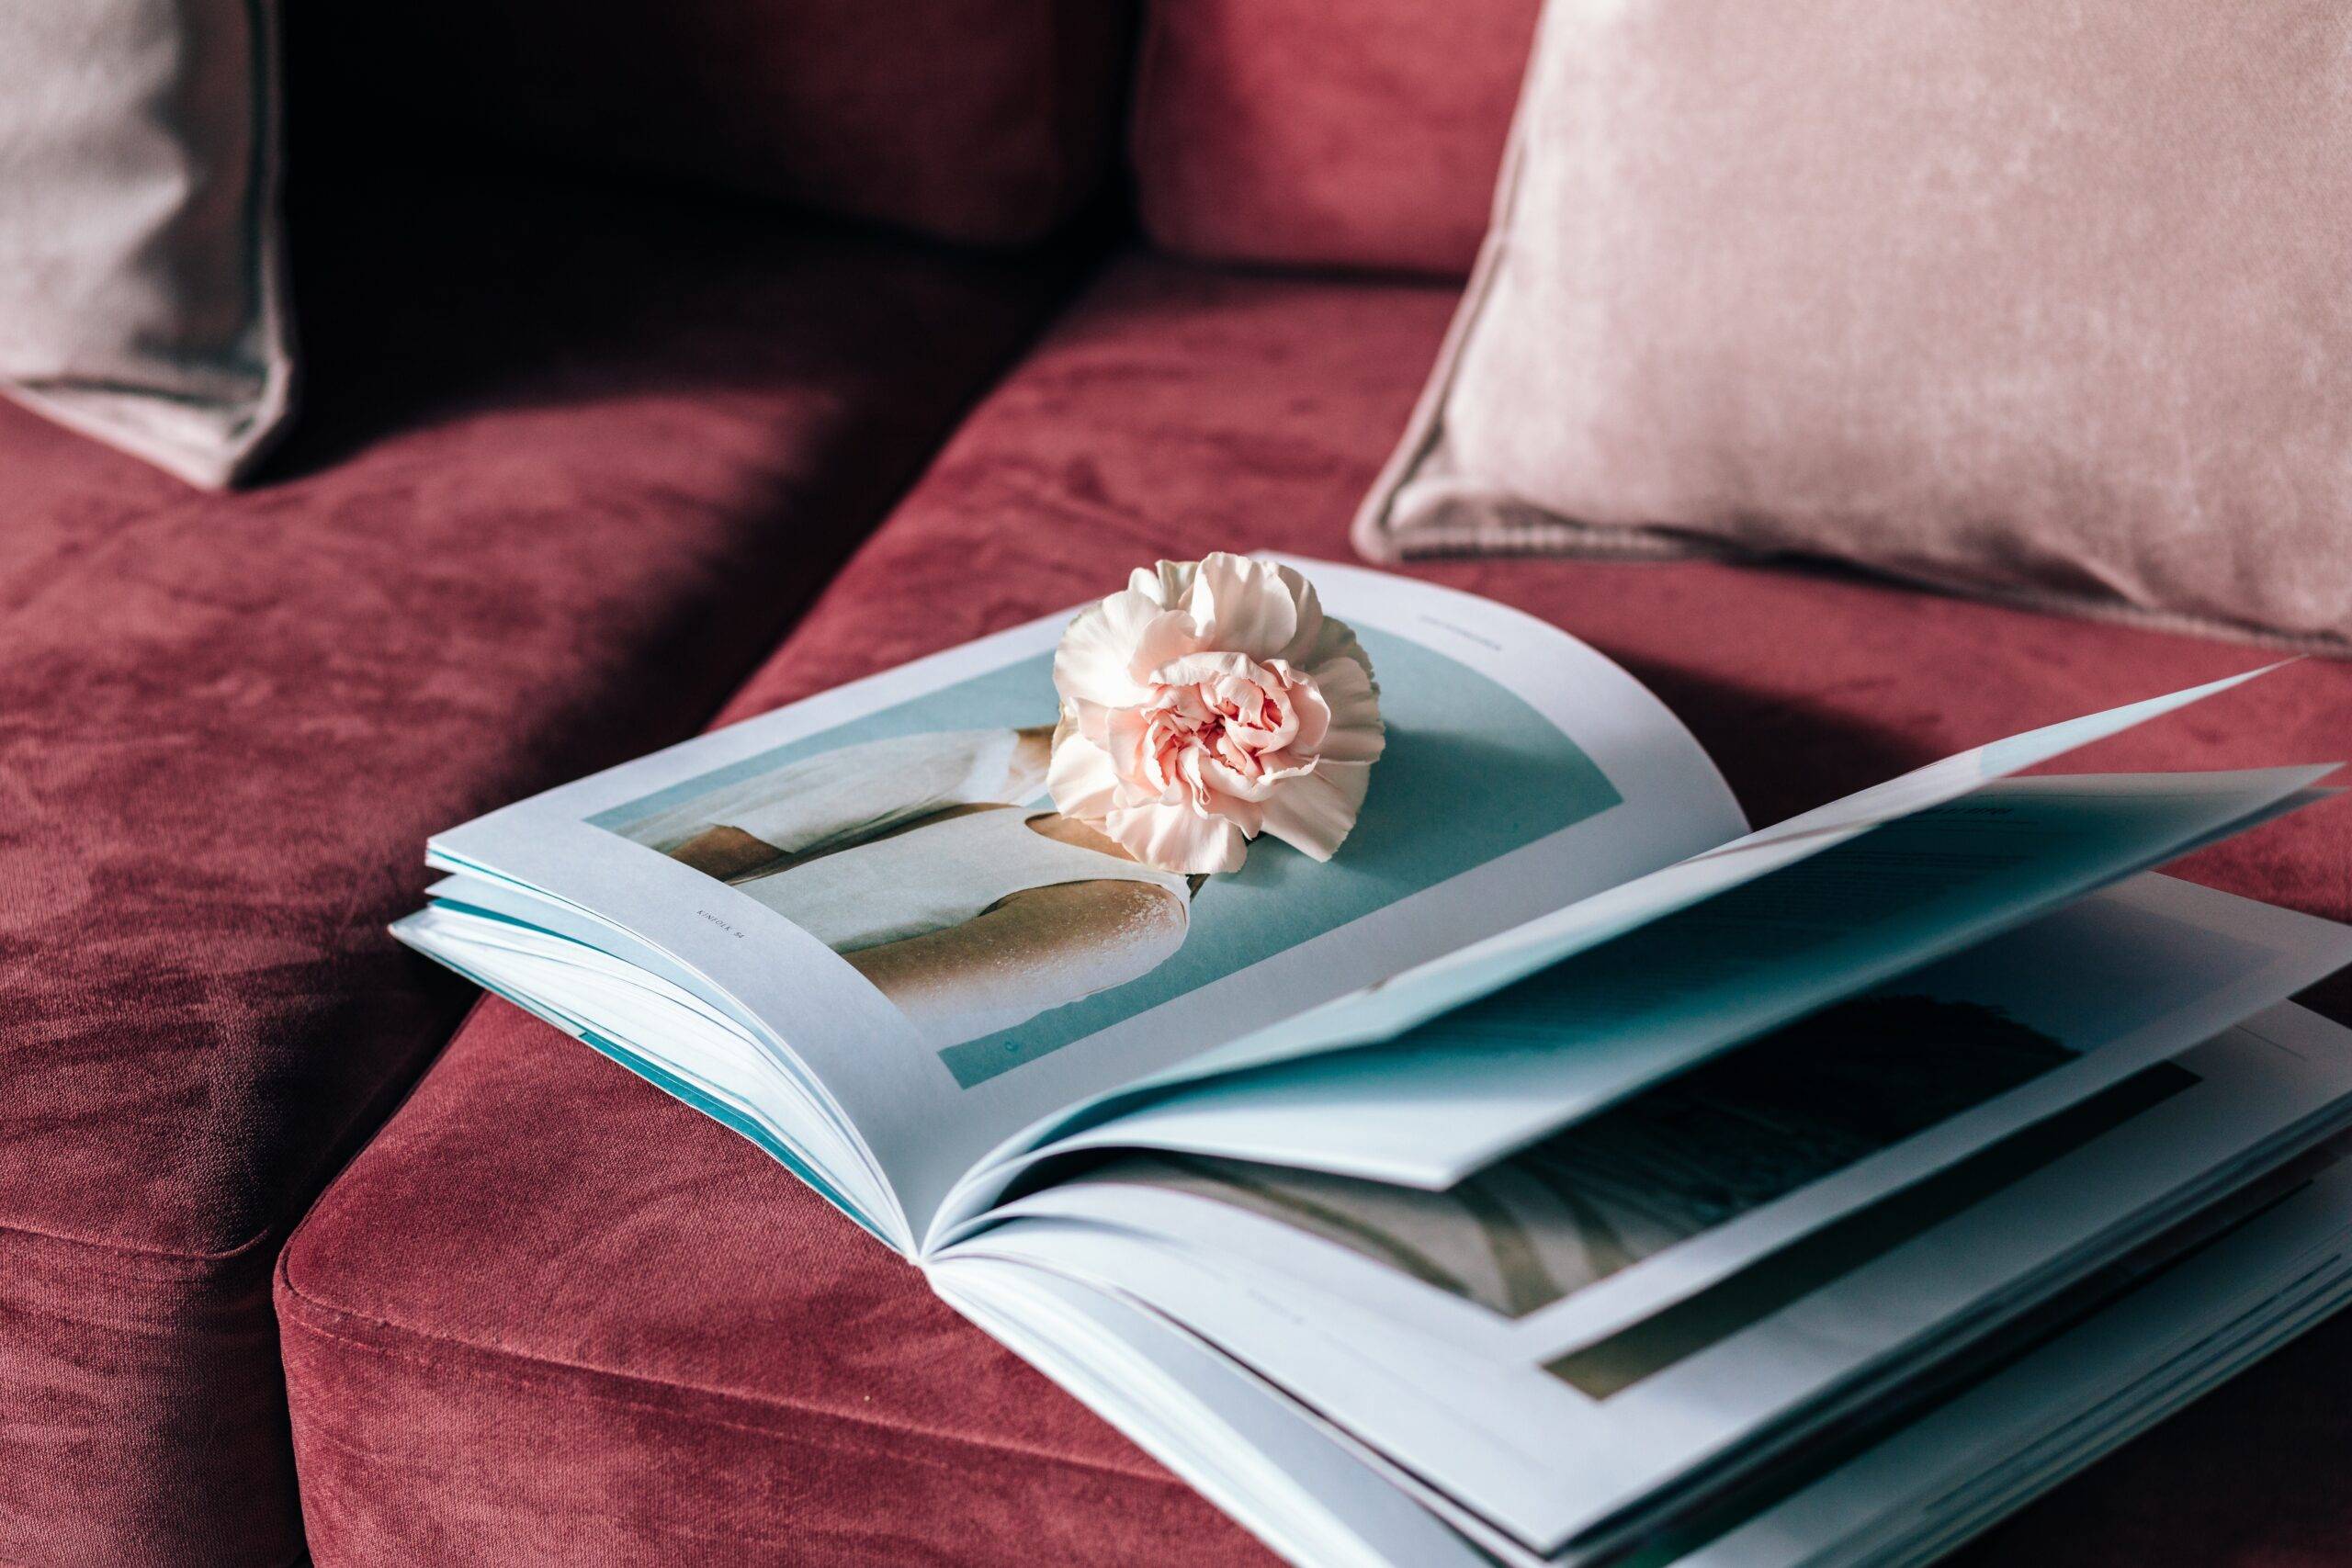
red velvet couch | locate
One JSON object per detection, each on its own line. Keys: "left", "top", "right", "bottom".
{"left": 11, "top": 4, "right": 2352, "bottom": 1563}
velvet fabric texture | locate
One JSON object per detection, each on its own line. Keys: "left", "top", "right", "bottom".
{"left": 278, "top": 1002, "right": 1256, "bottom": 1567}
{"left": 303, "top": 0, "right": 1134, "bottom": 249}
{"left": 1131, "top": 0, "right": 1541, "bottom": 276}
{"left": 0, "top": 0, "right": 292, "bottom": 485}
{"left": 1360, "top": 0, "right": 2352, "bottom": 649}
{"left": 280, "top": 251, "right": 2352, "bottom": 1565}
{"left": 0, "top": 168, "right": 1080, "bottom": 1567}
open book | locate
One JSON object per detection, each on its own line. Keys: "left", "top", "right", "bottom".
{"left": 396, "top": 559, "right": 2352, "bottom": 1567}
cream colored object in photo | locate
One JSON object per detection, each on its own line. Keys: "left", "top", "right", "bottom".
{"left": 0, "top": 0, "right": 292, "bottom": 487}
{"left": 732, "top": 806, "right": 1190, "bottom": 956}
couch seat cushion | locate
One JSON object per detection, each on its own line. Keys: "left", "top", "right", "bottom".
{"left": 0, "top": 168, "right": 1078, "bottom": 1567}
{"left": 279, "top": 252, "right": 2352, "bottom": 1566}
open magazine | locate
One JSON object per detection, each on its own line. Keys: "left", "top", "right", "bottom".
{"left": 396, "top": 558, "right": 2352, "bottom": 1567}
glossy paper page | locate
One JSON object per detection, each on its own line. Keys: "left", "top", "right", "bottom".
{"left": 1028, "top": 775, "right": 2335, "bottom": 1188}
{"left": 420, "top": 559, "right": 1745, "bottom": 1244}
{"left": 966, "top": 1004, "right": 2352, "bottom": 1553}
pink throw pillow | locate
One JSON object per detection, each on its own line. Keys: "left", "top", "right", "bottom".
{"left": 1359, "top": 0, "right": 2352, "bottom": 648}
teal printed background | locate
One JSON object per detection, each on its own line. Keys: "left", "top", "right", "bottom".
{"left": 594, "top": 628, "right": 1621, "bottom": 1089}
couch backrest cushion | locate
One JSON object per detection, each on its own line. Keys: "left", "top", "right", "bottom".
{"left": 314, "top": 1, "right": 1134, "bottom": 250}
{"left": 1131, "top": 0, "right": 1542, "bottom": 276}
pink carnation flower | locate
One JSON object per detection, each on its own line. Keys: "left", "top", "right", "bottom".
{"left": 1048, "top": 554, "right": 1385, "bottom": 874}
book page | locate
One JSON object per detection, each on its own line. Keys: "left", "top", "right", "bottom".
{"left": 934, "top": 1260, "right": 1491, "bottom": 1568}
{"left": 1011, "top": 878, "right": 2352, "bottom": 1354}
{"left": 424, "top": 559, "right": 1745, "bottom": 1242}
{"left": 959, "top": 1003, "right": 2352, "bottom": 1555}
{"left": 1674, "top": 1149, "right": 2352, "bottom": 1568}
{"left": 934, "top": 1135, "right": 2352, "bottom": 1568}
{"left": 1008, "top": 777, "right": 2335, "bottom": 1190}
{"left": 1137, "top": 664, "right": 2291, "bottom": 1090}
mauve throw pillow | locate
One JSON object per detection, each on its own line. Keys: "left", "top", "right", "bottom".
{"left": 1357, "top": 0, "right": 2352, "bottom": 649}
{"left": 0, "top": 0, "right": 293, "bottom": 487}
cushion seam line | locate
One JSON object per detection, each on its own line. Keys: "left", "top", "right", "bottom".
{"left": 277, "top": 1273, "right": 1185, "bottom": 1489}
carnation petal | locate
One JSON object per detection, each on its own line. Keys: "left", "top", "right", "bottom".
{"left": 1063, "top": 696, "right": 1117, "bottom": 751}
{"left": 1257, "top": 760, "right": 1373, "bottom": 862}
{"left": 1128, "top": 608, "right": 1205, "bottom": 681}
{"left": 1270, "top": 565, "right": 1329, "bottom": 666}
{"left": 1302, "top": 610, "right": 1374, "bottom": 681}
{"left": 1136, "top": 559, "right": 1198, "bottom": 608}
{"left": 1305, "top": 655, "right": 1385, "bottom": 764}
{"left": 1248, "top": 748, "right": 1318, "bottom": 784}
{"left": 1055, "top": 591, "right": 1167, "bottom": 707}
{"left": 1046, "top": 724, "right": 1124, "bottom": 823}
{"left": 1199, "top": 754, "right": 1278, "bottom": 806}
{"left": 1285, "top": 673, "right": 1333, "bottom": 755}
{"left": 1189, "top": 552, "right": 1299, "bottom": 660}
{"left": 1195, "top": 767, "right": 1271, "bottom": 829}
{"left": 1107, "top": 802, "right": 1250, "bottom": 874}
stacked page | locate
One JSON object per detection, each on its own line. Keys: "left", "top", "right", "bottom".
{"left": 395, "top": 558, "right": 2352, "bottom": 1566}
